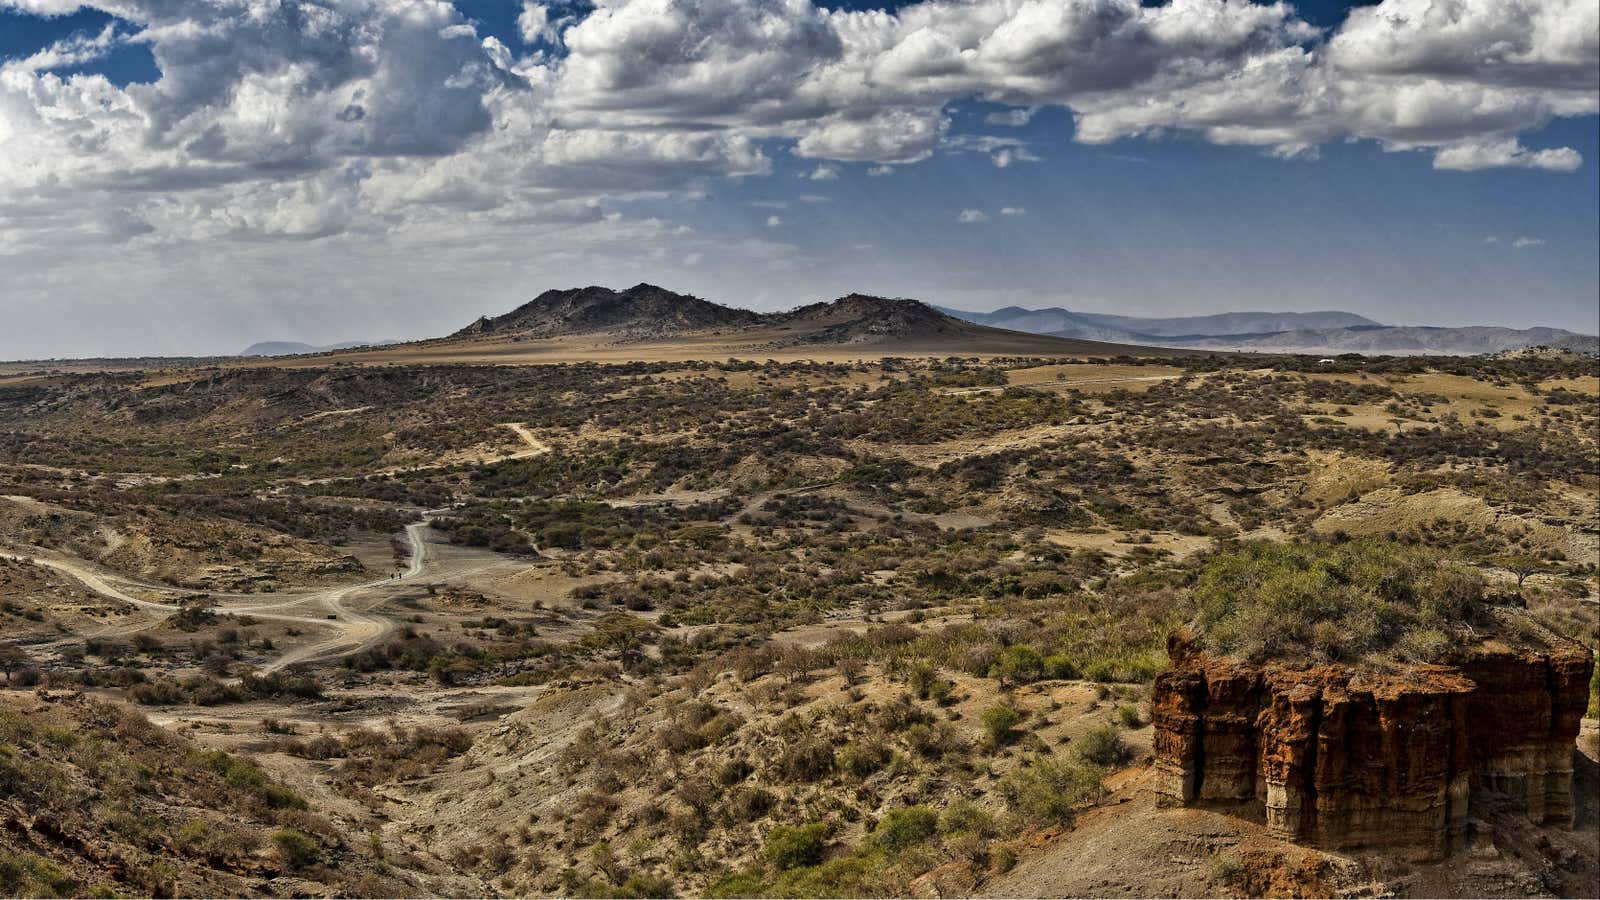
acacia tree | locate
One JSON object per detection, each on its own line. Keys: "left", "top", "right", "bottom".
{"left": 1493, "top": 554, "right": 1546, "bottom": 588}
{"left": 0, "top": 645, "right": 31, "bottom": 683}
{"left": 583, "top": 614, "right": 659, "bottom": 673}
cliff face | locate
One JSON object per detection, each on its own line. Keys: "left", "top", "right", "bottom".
{"left": 1152, "top": 633, "right": 1594, "bottom": 861}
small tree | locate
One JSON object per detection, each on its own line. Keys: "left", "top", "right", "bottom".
{"left": 583, "top": 614, "right": 659, "bottom": 672}
{"left": 0, "top": 645, "right": 30, "bottom": 683}
{"left": 836, "top": 656, "right": 864, "bottom": 687}
{"left": 1493, "top": 553, "right": 1546, "bottom": 588}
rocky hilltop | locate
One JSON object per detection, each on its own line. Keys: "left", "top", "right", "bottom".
{"left": 1152, "top": 628, "right": 1594, "bottom": 861}
{"left": 453, "top": 283, "right": 761, "bottom": 339}
{"left": 770, "top": 293, "right": 975, "bottom": 346}
{"left": 443, "top": 285, "right": 1107, "bottom": 353}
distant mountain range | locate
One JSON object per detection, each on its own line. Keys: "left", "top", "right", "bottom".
{"left": 935, "top": 305, "right": 1598, "bottom": 357}
{"left": 238, "top": 287, "right": 1596, "bottom": 362}
{"left": 239, "top": 339, "right": 398, "bottom": 357}
{"left": 442, "top": 283, "right": 1184, "bottom": 357}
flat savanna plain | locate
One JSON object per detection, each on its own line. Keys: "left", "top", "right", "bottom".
{"left": 0, "top": 350, "right": 1596, "bottom": 898}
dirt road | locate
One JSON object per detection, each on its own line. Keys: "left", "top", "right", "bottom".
{"left": 5, "top": 516, "right": 446, "bottom": 674}
{"left": 256, "top": 519, "right": 433, "bottom": 673}
{"left": 499, "top": 422, "right": 553, "bottom": 457}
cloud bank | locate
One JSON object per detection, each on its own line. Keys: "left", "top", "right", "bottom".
{"left": 0, "top": 0, "right": 1594, "bottom": 354}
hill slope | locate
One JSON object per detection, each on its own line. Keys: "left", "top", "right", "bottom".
{"left": 0, "top": 694, "right": 455, "bottom": 897}
{"left": 453, "top": 283, "right": 762, "bottom": 339}
{"left": 377, "top": 287, "right": 1194, "bottom": 362}
{"left": 771, "top": 293, "right": 991, "bottom": 346}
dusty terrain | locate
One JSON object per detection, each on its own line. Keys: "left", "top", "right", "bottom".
{"left": 0, "top": 345, "right": 1595, "bottom": 898}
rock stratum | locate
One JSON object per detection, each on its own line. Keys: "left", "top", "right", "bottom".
{"left": 1152, "top": 630, "right": 1594, "bottom": 861}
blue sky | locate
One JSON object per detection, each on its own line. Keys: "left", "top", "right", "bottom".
{"left": 0, "top": 0, "right": 1596, "bottom": 357}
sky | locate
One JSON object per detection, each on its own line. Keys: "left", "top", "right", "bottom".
{"left": 0, "top": 0, "right": 1596, "bottom": 359}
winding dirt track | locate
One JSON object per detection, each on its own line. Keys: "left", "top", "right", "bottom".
{"left": 2, "top": 424, "right": 553, "bottom": 674}
{"left": 1, "top": 525, "right": 431, "bottom": 672}
{"left": 256, "top": 519, "right": 433, "bottom": 673}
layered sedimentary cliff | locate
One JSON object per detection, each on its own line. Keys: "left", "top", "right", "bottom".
{"left": 1152, "top": 631, "right": 1594, "bottom": 861}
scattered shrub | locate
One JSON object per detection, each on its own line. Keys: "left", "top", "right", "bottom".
{"left": 981, "top": 704, "right": 1023, "bottom": 746}
{"left": 764, "top": 823, "right": 829, "bottom": 870}
{"left": 869, "top": 805, "right": 937, "bottom": 851}
{"left": 1073, "top": 726, "right": 1128, "bottom": 767}
{"left": 272, "top": 827, "right": 321, "bottom": 869}
{"left": 998, "top": 758, "right": 1104, "bottom": 825}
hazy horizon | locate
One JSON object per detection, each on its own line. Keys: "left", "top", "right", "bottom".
{"left": 6, "top": 281, "right": 1596, "bottom": 362}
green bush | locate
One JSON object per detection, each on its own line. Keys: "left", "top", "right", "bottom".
{"left": 198, "top": 750, "right": 306, "bottom": 810}
{"left": 1073, "top": 726, "right": 1128, "bottom": 767}
{"left": 836, "top": 742, "right": 890, "bottom": 778}
{"left": 0, "top": 850, "right": 77, "bottom": 898}
{"left": 991, "top": 645, "right": 1044, "bottom": 685}
{"left": 938, "top": 800, "right": 995, "bottom": 837}
{"left": 982, "top": 704, "right": 1023, "bottom": 745}
{"left": 618, "top": 872, "right": 676, "bottom": 898}
{"left": 767, "top": 847, "right": 892, "bottom": 898}
{"left": 1395, "top": 628, "right": 1451, "bottom": 663}
{"left": 705, "top": 872, "right": 765, "bottom": 898}
{"left": 272, "top": 828, "right": 321, "bottom": 869}
{"left": 764, "top": 822, "right": 829, "bottom": 870}
{"left": 998, "top": 758, "right": 1104, "bottom": 825}
{"left": 1043, "top": 653, "right": 1079, "bottom": 680}
{"left": 869, "top": 805, "right": 937, "bottom": 851}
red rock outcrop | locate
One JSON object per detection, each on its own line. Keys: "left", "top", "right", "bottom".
{"left": 1153, "top": 632, "right": 1594, "bottom": 861}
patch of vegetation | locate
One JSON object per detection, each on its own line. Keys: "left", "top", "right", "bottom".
{"left": 1192, "top": 538, "right": 1489, "bottom": 663}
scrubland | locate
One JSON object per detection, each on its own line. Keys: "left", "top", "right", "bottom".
{"left": 0, "top": 351, "right": 1595, "bottom": 897}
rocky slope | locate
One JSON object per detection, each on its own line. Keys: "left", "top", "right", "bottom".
{"left": 770, "top": 293, "right": 978, "bottom": 346}
{"left": 435, "top": 285, "right": 1183, "bottom": 357}
{"left": 453, "top": 283, "right": 762, "bottom": 339}
{"left": 1152, "top": 626, "right": 1595, "bottom": 862}
{"left": 0, "top": 693, "right": 456, "bottom": 898}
